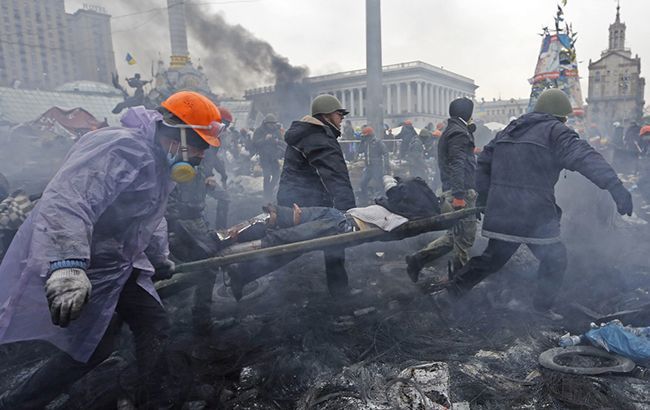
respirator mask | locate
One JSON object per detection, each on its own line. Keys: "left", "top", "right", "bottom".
{"left": 163, "top": 120, "right": 225, "bottom": 183}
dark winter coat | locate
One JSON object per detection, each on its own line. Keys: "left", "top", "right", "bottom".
{"left": 398, "top": 125, "right": 418, "bottom": 159}
{"left": 437, "top": 117, "right": 477, "bottom": 199}
{"left": 277, "top": 116, "right": 356, "bottom": 211}
{"left": 252, "top": 125, "right": 285, "bottom": 166}
{"left": 478, "top": 112, "right": 622, "bottom": 243}
{"left": 359, "top": 136, "right": 390, "bottom": 173}
{"left": 375, "top": 177, "right": 440, "bottom": 220}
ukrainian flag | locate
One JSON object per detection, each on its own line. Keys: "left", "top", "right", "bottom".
{"left": 125, "top": 53, "right": 136, "bottom": 65}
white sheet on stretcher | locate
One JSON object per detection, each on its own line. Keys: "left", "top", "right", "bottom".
{"left": 346, "top": 205, "right": 409, "bottom": 232}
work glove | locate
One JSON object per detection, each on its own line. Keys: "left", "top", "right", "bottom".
{"left": 383, "top": 175, "right": 398, "bottom": 193}
{"left": 152, "top": 259, "right": 176, "bottom": 282}
{"left": 451, "top": 197, "right": 466, "bottom": 210}
{"left": 205, "top": 176, "right": 219, "bottom": 188}
{"left": 609, "top": 183, "right": 633, "bottom": 216}
{"left": 44, "top": 268, "right": 92, "bottom": 328}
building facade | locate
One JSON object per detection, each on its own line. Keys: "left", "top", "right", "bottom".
{"left": 474, "top": 98, "right": 529, "bottom": 124}
{"left": 587, "top": 5, "right": 645, "bottom": 134}
{"left": 0, "top": 1, "right": 116, "bottom": 89}
{"left": 68, "top": 7, "right": 116, "bottom": 86}
{"left": 245, "top": 61, "right": 477, "bottom": 128}
{"left": 306, "top": 61, "right": 477, "bottom": 128}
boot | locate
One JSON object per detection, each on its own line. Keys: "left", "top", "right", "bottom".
{"left": 405, "top": 253, "right": 424, "bottom": 283}
{"left": 325, "top": 251, "right": 349, "bottom": 297}
{"left": 226, "top": 264, "right": 246, "bottom": 302}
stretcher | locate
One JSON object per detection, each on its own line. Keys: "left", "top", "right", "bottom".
{"left": 155, "top": 208, "right": 480, "bottom": 298}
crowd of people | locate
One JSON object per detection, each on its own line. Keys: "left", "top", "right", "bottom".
{"left": 0, "top": 87, "right": 641, "bottom": 408}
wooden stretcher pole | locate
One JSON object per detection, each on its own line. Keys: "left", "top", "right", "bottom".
{"left": 156, "top": 208, "right": 481, "bottom": 296}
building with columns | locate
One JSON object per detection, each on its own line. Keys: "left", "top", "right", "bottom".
{"left": 587, "top": 4, "right": 645, "bottom": 134}
{"left": 245, "top": 61, "right": 477, "bottom": 128}
{"left": 474, "top": 98, "right": 529, "bottom": 124}
{"left": 305, "top": 61, "right": 477, "bottom": 128}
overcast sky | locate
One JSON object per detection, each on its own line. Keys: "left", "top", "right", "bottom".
{"left": 67, "top": 0, "right": 649, "bottom": 102}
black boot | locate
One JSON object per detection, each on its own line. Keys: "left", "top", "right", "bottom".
{"left": 325, "top": 250, "right": 349, "bottom": 297}
{"left": 405, "top": 253, "right": 424, "bottom": 283}
{"left": 226, "top": 264, "right": 246, "bottom": 302}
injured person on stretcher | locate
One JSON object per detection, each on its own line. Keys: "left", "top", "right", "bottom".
{"left": 215, "top": 175, "right": 441, "bottom": 300}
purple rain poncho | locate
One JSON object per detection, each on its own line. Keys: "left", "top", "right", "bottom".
{"left": 0, "top": 107, "right": 174, "bottom": 362}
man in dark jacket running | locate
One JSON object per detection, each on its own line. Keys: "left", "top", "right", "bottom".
{"left": 406, "top": 98, "right": 478, "bottom": 282}
{"left": 252, "top": 114, "right": 285, "bottom": 199}
{"left": 276, "top": 94, "right": 356, "bottom": 295}
{"left": 438, "top": 89, "right": 633, "bottom": 316}
{"left": 358, "top": 126, "right": 391, "bottom": 204}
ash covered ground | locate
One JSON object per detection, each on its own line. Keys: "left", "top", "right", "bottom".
{"left": 2, "top": 174, "right": 650, "bottom": 409}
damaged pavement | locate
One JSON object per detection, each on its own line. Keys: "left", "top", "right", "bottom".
{"left": 2, "top": 179, "right": 650, "bottom": 410}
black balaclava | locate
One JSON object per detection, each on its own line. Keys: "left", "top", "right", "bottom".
{"left": 449, "top": 98, "right": 474, "bottom": 122}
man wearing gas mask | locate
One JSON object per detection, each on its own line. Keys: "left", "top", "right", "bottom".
{"left": 406, "top": 97, "right": 478, "bottom": 282}
{"left": 0, "top": 91, "right": 223, "bottom": 409}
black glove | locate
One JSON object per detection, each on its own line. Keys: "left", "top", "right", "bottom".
{"left": 609, "top": 183, "right": 633, "bottom": 216}
{"left": 152, "top": 259, "right": 176, "bottom": 282}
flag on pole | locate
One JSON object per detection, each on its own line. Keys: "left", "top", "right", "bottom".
{"left": 125, "top": 53, "right": 136, "bottom": 65}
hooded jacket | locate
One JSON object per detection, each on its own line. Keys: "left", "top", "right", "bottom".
{"left": 0, "top": 107, "right": 173, "bottom": 362}
{"left": 437, "top": 117, "right": 477, "bottom": 199}
{"left": 478, "top": 112, "right": 622, "bottom": 243}
{"left": 277, "top": 116, "right": 356, "bottom": 211}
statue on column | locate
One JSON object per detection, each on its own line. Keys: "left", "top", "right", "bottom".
{"left": 111, "top": 73, "right": 153, "bottom": 114}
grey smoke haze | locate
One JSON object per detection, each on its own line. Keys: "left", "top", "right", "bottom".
{"left": 65, "top": 0, "right": 308, "bottom": 96}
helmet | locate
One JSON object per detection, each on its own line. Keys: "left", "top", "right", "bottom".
{"left": 533, "top": 89, "right": 573, "bottom": 117}
{"left": 161, "top": 91, "right": 223, "bottom": 147}
{"left": 361, "top": 126, "right": 374, "bottom": 137}
{"left": 263, "top": 113, "right": 278, "bottom": 124}
{"left": 218, "top": 106, "right": 234, "bottom": 127}
{"left": 640, "top": 125, "right": 650, "bottom": 136}
{"left": 311, "top": 94, "right": 349, "bottom": 116}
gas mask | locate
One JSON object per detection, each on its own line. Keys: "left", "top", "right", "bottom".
{"left": 163, "top": 120, "right": 225, "bottom": 183}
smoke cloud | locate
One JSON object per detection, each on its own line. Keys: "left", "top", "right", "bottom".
{"left": 184, "top": 6, "right": 308, "bottom": 96}
{"left": 78, "top": 0, "right": 310, "bottom": 97}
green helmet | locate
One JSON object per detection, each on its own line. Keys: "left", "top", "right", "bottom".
{"left": 263, "top": 113, "right": 277, "bottom": 124}
{"left": 311, "top": 94, "right": 349, "bottom": 116}
{"left": 533, "top": 89, "right": 573, "bottom": 117}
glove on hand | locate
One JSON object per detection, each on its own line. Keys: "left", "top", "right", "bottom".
{"left": 451, "top": 197, "right": 466, "bottom": 210}
{"left": 152, "top": 259, "right": 176, "bottom": 282}
{"left": 383, "top": 175, "right": 398, "bottom": 192}
{"left": 44, "top": 268, "right": 91, "bottom": 328}
{"left": 609, "top": 183, "right": 633, "bottom": 216}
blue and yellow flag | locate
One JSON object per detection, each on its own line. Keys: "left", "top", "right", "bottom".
{"left": 125, "top": 53, "right": 136, "bottom": 65}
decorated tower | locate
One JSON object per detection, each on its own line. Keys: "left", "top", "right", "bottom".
{"left": 527, "top": 4, "right": 585, "bottom": 118}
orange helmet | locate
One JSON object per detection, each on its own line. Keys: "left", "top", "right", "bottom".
{"left": 161, "top": 91, "right": 222, "bottom": 147}
{"left": 640, "top": 125, "right": 650, "bottom": 136}
{"left": 361, "top": 126, "right": 374, "bottom": 136}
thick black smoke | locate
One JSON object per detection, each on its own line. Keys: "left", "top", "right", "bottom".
{"left": 182, "top": 5, "right": 309, "bottom": 96}
{"left": 70, "top": 0, "right": 309, "bottom": 97}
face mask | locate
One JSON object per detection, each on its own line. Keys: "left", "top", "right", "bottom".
{"left": 169, "top": 128, "right": 197, "bottom": 183}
